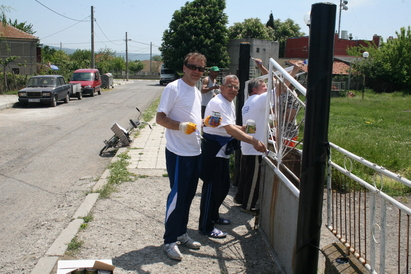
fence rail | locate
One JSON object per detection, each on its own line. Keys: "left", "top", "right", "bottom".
{"left": 262, "top": 58, "right": 411, "bottom": 273}
{"left": 327, "top": 142, "right": 411, "bottom": 274}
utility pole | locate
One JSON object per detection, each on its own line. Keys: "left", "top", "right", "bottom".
{"left": 91, "top": 6, "right": 95, "bottom": 69}
{"left": 150, "top": 42, "right": 153, "bottom": 75}
{"left": 337, "top": 0, "right": 348, "bottom": 38}
{"left": 126, "top": 32, "right": 129, "bottom": 81}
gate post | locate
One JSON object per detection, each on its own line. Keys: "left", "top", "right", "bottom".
{"left": 233, "top": 42, "right": 250, "bottom": 186}
{"left": 294, "top": 3, "right": 336, "bottom": 273}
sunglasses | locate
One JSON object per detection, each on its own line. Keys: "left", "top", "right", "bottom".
{"left": 185, "top": 64, "right": 205, "bottom": 72}
{"left": 222, "top": 84, "right": 240, "bottom": 90}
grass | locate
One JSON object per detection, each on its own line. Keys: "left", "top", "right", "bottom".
{"left": 143, "top": 96, "right": 160, "bottom": 122}
{"left": 97, "top": 152, "right": 135, "bottom": 198}
{"left": 328, "top": 90, "right": 411, "bottom": 195}
{"left": 97, "top": 96, "right": 162, "bottom": 198}
{"left": 66, "top": 237, "right": 84, "bottom": 256}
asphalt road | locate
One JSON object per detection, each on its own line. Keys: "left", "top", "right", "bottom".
{"left": 0, "top": 80, "right": 164, "bottom": 274}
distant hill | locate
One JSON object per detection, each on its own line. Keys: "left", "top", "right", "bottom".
{"left": 48, "top": 46, "right": 160, "bottom": 61}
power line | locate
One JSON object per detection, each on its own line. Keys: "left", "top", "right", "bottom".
{"left": 39, "top": 16, "right": 90, "bottom": 40}
{"left": 94, "top": 18, "right": 123, "bottom": 46}
{"left": 35, "top": 0, "right": 89, "bottom": 22}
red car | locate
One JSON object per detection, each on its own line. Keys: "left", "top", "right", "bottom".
{"left": 69, "top": 68, "right": 102, "bottom": 96}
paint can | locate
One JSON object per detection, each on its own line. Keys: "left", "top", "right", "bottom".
{"left": 245, "top": 119, "right": 256, "bottom": 134}
{"left": 210, "top": 111, "right": 221, "bottom": 127}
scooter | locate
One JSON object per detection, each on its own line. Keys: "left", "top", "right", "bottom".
{"left": 99, "top": 107, "right": 151, "bottom": 156}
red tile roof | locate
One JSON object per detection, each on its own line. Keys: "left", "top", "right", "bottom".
{"left": 288, "top": 59, "right": 350, "bottom": 75}
{"left": 0, "top": 24, "right": 38, "bottom": 40}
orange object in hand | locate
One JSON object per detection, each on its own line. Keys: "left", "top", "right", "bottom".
{"left": 179, "top": 122, "right": 197, "bottom": 135}
{"left": 204, "top": 115, "right": 222, "bottom": 128}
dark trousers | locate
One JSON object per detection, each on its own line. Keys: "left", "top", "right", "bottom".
{"left": 201, "top": 105, "right": 207, "bottom": 119}
{"left": 235, "top": 155, "right": 261, "bottom": 210}
{"left": 199, "top": 157, "right": 230, "bottom": 233}
{"left": 163, "top": 149, "right": 200, "bottom": 244}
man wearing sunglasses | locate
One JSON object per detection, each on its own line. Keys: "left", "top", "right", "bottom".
{"left": 199, "top": 75, "right": 267, "bottom": 239}
{"left": 156, "top": 52, "right": 207, "bottom": 261}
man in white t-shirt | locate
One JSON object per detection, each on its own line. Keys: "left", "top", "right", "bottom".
{"left": 199, "top": 75, "right": 267, "bottom": 238}
{"left": 234, "top": 58, "right": 304, "bottom": 214}
{"left": 200, "top": 66, "right": 220, "bottom": 118}
{"left": 156, "top": 52, "right": 206, "bottom": 261}
{"left": 234, "top": 78, "right": 269, "bottom": 213}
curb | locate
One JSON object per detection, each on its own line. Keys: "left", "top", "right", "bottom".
{"left": 0, "top": 101, "right": 17, "bottom": 110}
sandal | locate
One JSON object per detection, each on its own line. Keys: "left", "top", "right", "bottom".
{"left": 201, "top": 228, "right": 227, "bottom": 238}
{"left": 214, "top": 217, "right": 231, "bottom": 225}
{"left": 208, "top": 228, "right": 227, "bottom": 238}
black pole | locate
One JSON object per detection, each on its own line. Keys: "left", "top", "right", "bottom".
{"left": 236, "top": 42, "right": 250, "bottom": 126}
{"left": 294, "top": 3, "right": 336, "bottom": 274}
{"left": 233, "top": 42, "right": 250, "bottom": 186}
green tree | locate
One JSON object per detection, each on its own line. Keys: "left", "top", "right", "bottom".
{"left": 228, "top": 18, "right": 275, "bottom": 40}
{"left": 373, "top": 27, "right": 411, "bottom": 90}
{"left": 160, "top": 0, "right": 229, "bottom": 72}
{"left": 152, "top": 55, "right": 162, "bottom": 61}
{"left": 8, "top": 19, "right": 36, "bottom": 35}
{"left": 266, "top": 12, "right": 275, "bottom": 30}
{"left": 273, "top": 18, "right": 304, "bottom": 57}
{"left": 110, "top": 56, "right": 126, "bottom": 73}
{"left": 95, "top": 48, "right": 117, "bottom": 74}
{"left": 128, "top": 60, "right": 144, "bottom": 73}
{"left": 228, "top": 16, "right": 304, "bottom": 58}
{"left": 0, "top": 5, "right": 11, "bottom": 26}
{"left": 348, "top": 26, "right": 411, "bottom": 92}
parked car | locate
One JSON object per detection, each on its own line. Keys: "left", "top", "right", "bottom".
{"left": 18, "top": 75, "right": 71, "bottom": 107}
{"left": 69, "top": 68, "right": 102, "bottom": 96}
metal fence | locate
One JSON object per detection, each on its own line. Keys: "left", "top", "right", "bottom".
{"left": 327, "top": 143, "right": 411, "bottom": 273}
{"left": 259, "top": 58, "right": 411, "bottom": 273}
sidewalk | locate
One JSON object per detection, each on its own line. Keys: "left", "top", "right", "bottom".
{"left": 0, "top": 94, "right": 18, "bottom": 110}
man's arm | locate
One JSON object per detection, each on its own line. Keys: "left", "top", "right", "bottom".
{"left": 224, "top": 124, "right": 266, "bottom": 153}
{"left": 156, "top": 112, "right": 180, "bottom": 130}
{"left": 201, "top": 77, "right": 218, "bottom": 94}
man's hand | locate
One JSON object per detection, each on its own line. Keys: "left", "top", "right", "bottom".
{"left": 179, "top": 122, "right": 197, "bottom": 135}
{"left": 252, "top": 138, "right": 267, "bottom": 153}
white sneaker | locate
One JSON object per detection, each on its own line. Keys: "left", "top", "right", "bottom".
{"left": 177, "top": 233, "right": 201, "bottom": 249}
{"left": 164, "top": 242, "right": 183, "bottom": 261}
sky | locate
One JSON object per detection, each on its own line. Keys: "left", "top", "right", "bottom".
{"left": 2, "top": 0, "right": 410, "bottom": 56}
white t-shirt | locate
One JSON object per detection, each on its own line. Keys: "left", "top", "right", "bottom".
{"left": 203, "top": 93, "right": 236, "bottom": 138}
{"left": 157, "top": 79, "right": 202, "bottom": 156}
{"left": 241, "top": 92, "right": 268, "bottom": 155}
{"left": 203, "top": 93, "right": 236, "bottom": 158}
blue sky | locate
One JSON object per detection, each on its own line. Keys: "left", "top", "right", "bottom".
{"left": 2, "top": 0, "right": 410, "bottom": 55}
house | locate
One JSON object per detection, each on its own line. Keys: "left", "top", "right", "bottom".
{"left": 284, "top": 32, "right": 381, "bottom": 59}
{"left": 0, "top": 24, "right": 39, "bottom": 75}
{"left": 139, "top": 60, "right": 162, "bottom": 75}
{"left": 282, "top": 33, "right": 381, "bottom": 93}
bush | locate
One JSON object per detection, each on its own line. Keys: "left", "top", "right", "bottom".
{"left": 0, "top": 73, "right": 30, "bottom": 94}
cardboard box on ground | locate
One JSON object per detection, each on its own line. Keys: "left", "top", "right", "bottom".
{"left": 57, "top": 259, "right": 115, "bottom": 274}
